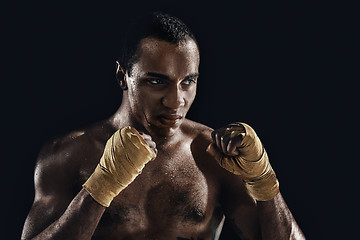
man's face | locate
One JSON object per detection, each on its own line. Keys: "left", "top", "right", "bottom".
{"left": 125, "top": 37, "right": 200, "bottom": 138}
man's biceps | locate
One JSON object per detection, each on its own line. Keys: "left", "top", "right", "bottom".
{"left": 34, "top": 181, "right": 75, "bottom": 210}
{"left": 33, "top": 192, "right": 60, "bottom": 206}
{"left": 30, "top": 193, "right": 73, "bottom": 227}
{"left": 34, "top": 156, "right": 75, "bottom": 197}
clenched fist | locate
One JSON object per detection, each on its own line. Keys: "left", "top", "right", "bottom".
{"left": 208, "top": 122, "right": 279, "bottom": 201}
{"left": 83, "top": 126, "right": 156, "bottom": 207}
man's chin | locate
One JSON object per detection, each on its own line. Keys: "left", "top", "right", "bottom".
{"left": 147, "top": 124, "right": 179, "bottom": 140}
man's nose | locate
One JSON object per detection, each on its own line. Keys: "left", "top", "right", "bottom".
{"left": 161, "top": 85, "right": 185, "bottom": 110}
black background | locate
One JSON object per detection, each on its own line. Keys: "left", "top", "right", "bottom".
{"left": 3, "top": 1, "right": 359, "bottom": 239}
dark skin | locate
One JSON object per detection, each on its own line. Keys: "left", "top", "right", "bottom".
{"left": 22, "top": 37, "right": 305, "bottom": 240}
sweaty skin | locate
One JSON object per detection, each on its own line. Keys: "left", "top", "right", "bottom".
{"left": 22, "top": 38, "right": 305, "bottom": 240}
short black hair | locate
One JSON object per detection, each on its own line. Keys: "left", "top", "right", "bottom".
{"left": 118, "top": 11, "right": 198, "bottom": 75}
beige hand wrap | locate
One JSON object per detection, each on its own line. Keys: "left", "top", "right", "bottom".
{"left": 209, "top": 122, "right": 279, "bottom": 201}
{"left": 83, "top": 126, "right": 156, "bottom": 207}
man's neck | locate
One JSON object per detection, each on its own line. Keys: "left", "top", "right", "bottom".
{"left": 108, "top": 103, "right": 132, "bottom": 129}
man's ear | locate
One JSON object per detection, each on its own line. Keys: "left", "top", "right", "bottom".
{"left": 116, "top": 61, "right": 128, "bottom": 90}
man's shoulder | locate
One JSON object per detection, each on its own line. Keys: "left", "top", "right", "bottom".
{"left": 181, "top": 119, "right": 213, "bottom": 145}
{"left": 32, "top": 120, "right": 117, "bottom": 193}
{"left": 183, "top": 119, "right": 213, "bottom": 135}
{"left": 37, "top": 120, "right": 114, "bottom": 168}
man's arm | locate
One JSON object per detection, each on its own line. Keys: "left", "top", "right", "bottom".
{"left": 22, "top": 127, "right": 157, "bottom": 240}
{"left": 22, "top": 190, "right": 106, "bottom": 240}
{"left": 21, "top": 141, "right": 106, "bottom": 240}
{"left": 257, "top": 193, "right": 304, "bottom": 239}
{"left": 210, "top": 122, "right": 305, "bottom": 239}
{"left": 220, "top": 190, "right": 304, "bottom": 239}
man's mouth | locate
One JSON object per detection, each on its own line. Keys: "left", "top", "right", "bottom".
{"left": 158, "top": 114, "right": 183, "bottom": 126}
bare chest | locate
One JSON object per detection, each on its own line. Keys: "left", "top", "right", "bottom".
{"left": 93, "top": 147, "right": 222, "bottom": 239}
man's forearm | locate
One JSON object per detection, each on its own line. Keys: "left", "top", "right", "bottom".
{"left": 257, "top": 193, "right": 305, "bottom": 240}
{"left": 23, "top": 189, "right": 105, "bottom": 240}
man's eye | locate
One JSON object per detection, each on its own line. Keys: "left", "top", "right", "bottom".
{"left": 147, "top": 79, "right": 164, "bottom": 85}
{"left": 182, "top": 79, "right": 196, "bottom": 85}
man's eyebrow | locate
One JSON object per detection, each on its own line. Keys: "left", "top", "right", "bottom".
{"left": 184, "top": 73, "right": 200, "bottom": 80}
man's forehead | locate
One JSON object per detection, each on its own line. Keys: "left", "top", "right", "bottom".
{"left": 132, "top": 37, "right": 200, "bottom": 78}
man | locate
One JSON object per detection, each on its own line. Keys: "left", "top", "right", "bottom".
{"left": 22, "top": 12, "right": 305, "bottom": 239}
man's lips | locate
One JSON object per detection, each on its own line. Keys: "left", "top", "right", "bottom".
{"left": 158, "top": 114, "right": 183, "bottom": 125}
{"left": 161, "top": 114, "right": 182, "bottom": 120}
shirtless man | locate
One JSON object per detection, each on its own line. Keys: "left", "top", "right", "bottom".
{"left": 22, "top": 12, "right": 305, "bottom": 240}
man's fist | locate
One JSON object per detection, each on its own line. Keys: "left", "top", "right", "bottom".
{"left": 83, "top": 126, "right": 156, "bottom": 207}
{"left": 208, "top": 122, "right": 279, "bottom": 201}
{"left": 210, "top": 122, "right": 263, "bottom": 160}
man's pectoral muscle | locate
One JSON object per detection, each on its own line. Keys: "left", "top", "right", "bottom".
{"left": 91, "top": 128, "right": 224, "bottom": 239}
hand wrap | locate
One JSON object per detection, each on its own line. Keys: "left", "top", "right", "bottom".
{"left": 83, "top": 126, "right": 156, "bottom": 207}
{"left": 209, "top": 122, "right": 279, "bottom": 201}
